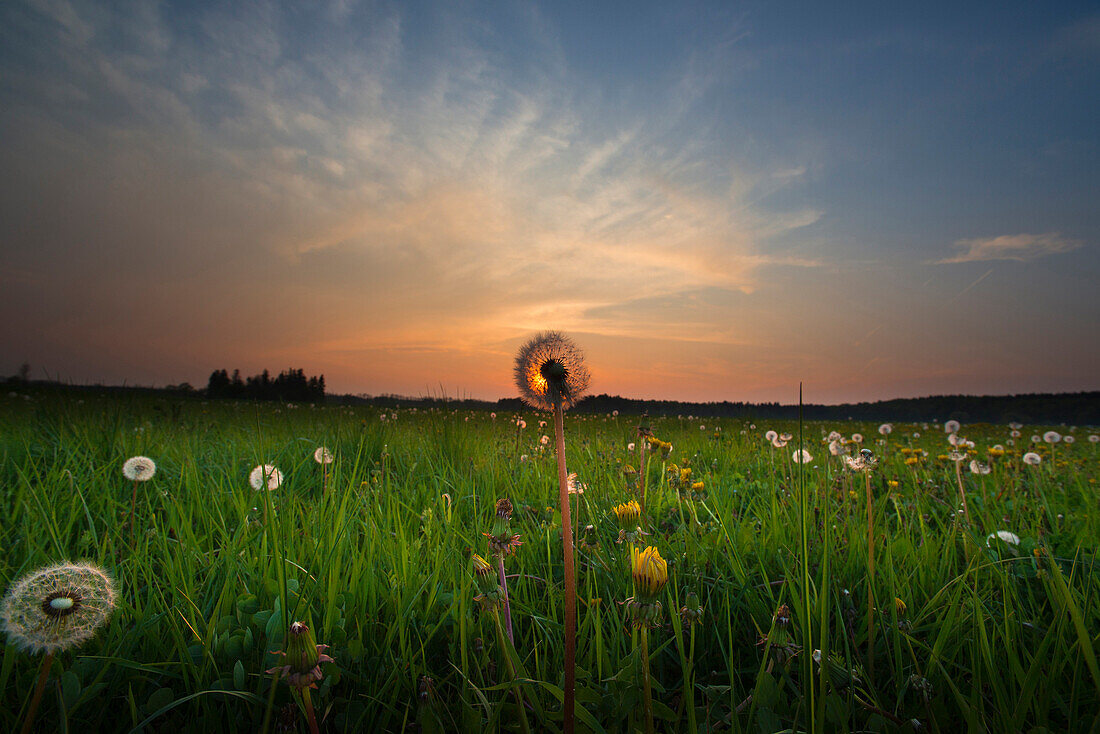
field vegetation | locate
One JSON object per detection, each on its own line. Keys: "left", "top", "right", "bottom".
{"left": 1, "top": 388, "right": 1098, "bottom": 732}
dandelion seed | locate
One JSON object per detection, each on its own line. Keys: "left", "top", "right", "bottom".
{"left": 1, "top": 562, "right": 117, "bottom": 655}
{"left": 249, "top": 464, "right": 283, "bottom": 491}
{"left": 122, "top": 456, "right": 156, "bottom": 481}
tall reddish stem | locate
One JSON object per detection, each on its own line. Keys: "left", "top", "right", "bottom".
{"left": 553, "top": 400, "right": 576, "bottom": 734}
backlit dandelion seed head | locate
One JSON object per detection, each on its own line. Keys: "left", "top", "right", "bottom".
{"left": 513, "top": 331, "right": 590, "bottom": 411}
{"left": 878, "top": 424, "right": 893, "bottom": 435}
{"left": 765, "top": 430, "right": 778, "bottom": 442}
{"left": 1043, "top": 431, "right": 1061, "bottom": 444}
{"left": 851, "top": 433, "right": 863, "bottom": 444}
{"left": 1023, "top": 452, "right": 1042, "bottom": 465}
{"left": 1089, "top": 435, "right": 1099, "bottom": 443}
{"left": 1, "top": 562, "right": 117, "bottom": 654}
{"left": 249, "top": 464, "right": 283, "bottom": 491}
{"left": 122, "top": 456, "right": 156, "bottom": 482}
{"left": 944, "top": 420, "right": 961, "bottom": 434}
{"left": 313, "top": 447, "right": 333, "bottom": 465}
{"left": 792, "top": 449, "right": 813, "bottom": 464}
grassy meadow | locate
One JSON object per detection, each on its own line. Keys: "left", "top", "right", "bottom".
{"left": 1, "top": 389, "right": 1099, "bottom": 732}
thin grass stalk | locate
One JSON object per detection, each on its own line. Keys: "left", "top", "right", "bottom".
{"left": 553, "top": 399, "right": 576, "bottom": 734}
{"left": 19, "top": 651, "right": 54, "bottom": 734}
{"left": 493, "top": 608, "right": 532, "bottom": 734}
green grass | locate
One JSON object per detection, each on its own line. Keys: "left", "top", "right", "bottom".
{"left": 1, "top": 387, "right": 1098, "bottom": 732}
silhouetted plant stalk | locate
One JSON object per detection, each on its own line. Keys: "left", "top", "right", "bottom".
{"left": 513, "top": 331, "right": 589, "bottom": 734}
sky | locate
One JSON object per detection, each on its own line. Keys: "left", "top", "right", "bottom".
{"left": 1, "top": 0, "right": 1097, "bottom": 404}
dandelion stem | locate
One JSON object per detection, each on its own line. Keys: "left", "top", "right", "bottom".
{"left": 128, "top": 479, "right": 138, "bottom": 544}
{"left": 496, "top": 555, "right": 514, "bottom": 645}
{"left": 493, "top": 608, "right": 532, "bottom": 734}
{"left": 20, "top": 651, "right": 54, "bottom": 734}
{"left": 865, "top": 469, "right": 876, "bottom": 684}
{"left": 553, "top": 399, "right": 576, "bottom": 734}
{"left": 301, "top": 686, "right": 320, "bottom": 734}
{"left": 640, "top": 626, "right": 655, "bottom": 734}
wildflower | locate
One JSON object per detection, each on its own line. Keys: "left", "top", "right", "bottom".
{"left": 266, "top": 621, "right": 334, "bottom": 691}
{"left": 1089, "top": 435, "right": 1099, "bottom": 443}
{"left": 627, "top": 442, "right": 635, "bottom": 451}
{"left": 1043, "top": 431, "right": 1061, "bottom": 444}
{"left": 842, "top": 449, "right": 877, "bottom": 472}
{"left": 471, "top": 553, "right": 503, "bottom": 609}
{"left": 513, "top": 331, "right": 591, "bottom": 411}
{"left": 1023, "top": 452, "right": 1042, "bottom": 465}
{"left": 566, "top": 473, "right": 587, "bottom": 495}
{"left": 516, "top": 419, "right": 526, "bottom": 429}
{"left": 540, "top": 435, "right": 550, "bottom": 446}
{"left": 792, "top": 449, "right": 813, "bottom": 464}
{"left": 851, "top": 433, "right": 864, "bottom": 444}
{"left": 1, "top": 562, "right": 117, "bottom": 654}
{"left": 313, "top": 447, "right": 334, "bottom": 464}
{"left": 780, "top": 432, "right": 793, "bottom": 442}
{"left": 765, "top": 430, "right": 778, "bottom": 442}
{"left": 878, "top": 424, "right": 893, "bottom": 435}
{"left": 122, "top": 456, "right": 156, "bottom": 481}
{"left": 631, "top": 546, "right": 668, "bottom": 600}
{"left": 249, "top": 464, "right": 283, "bottom": 491}
{"left": 944, "top": 420, "right": 961, "bottom": 434}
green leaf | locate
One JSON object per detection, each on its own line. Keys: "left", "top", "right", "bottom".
{"left": 61, "top": 670, "right": 81, "bottom": 709}
{"left": 233, "top": 660, "right": 246, "bottom": 690}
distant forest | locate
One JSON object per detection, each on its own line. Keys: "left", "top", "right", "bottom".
{"left": 342, "top": 391, "right": 1100, "bottom": 425}
{"left": 205, "top": 368, "right": 326, "bottom": 402}
{"left": 4, "top": 366, "right": 1097, "bottom": 423}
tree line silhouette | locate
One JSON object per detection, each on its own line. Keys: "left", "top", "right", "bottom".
{"left": 205, "top": 368, "right": 325, "bottom": 402}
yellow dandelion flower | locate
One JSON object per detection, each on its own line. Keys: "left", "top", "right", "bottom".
{"left": 630, "top": 546, "right": 668, "bottom": 600}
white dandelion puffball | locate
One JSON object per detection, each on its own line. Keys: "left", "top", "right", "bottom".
{"left": 122, "top": 456, "right": 156, "bottom": 482}
{"left": 1010, "top": 430, "right": 1021, "bottom": 438}
{"left": 765, "top": 430, "right": 778, "bottom": 442}
{"left": 1090, "top": 435, "right": 1099, "bottom": 443}
{"left": 313, "top": 447, "right": 334, "bottom": 465}
{"left": 490, "top": 412, "right": 496, "bottom": 419}
{"left": 612, "top": 410, "right": 619, "bottom": 416}
{"left": 1030, "top": 435, "right": 1041, "bottom": 443}
{"left": 540, "top": 435, "right": 550, "bottom": 446}
{"left": 851, "top": 433, "right": 863, "bottom": 444}
{"left": 986, "top": 530, "right": 1020, "bottom": 547}
{"left": 249, "top": 464, "right": 283, "bottom": 491}
{"left": 627, "top": 442, "right": 635, "bottom": 451}
{"left": 969, "top": 460, "right": 991, "bottom": 475}
{"left": 516, "top": 419, "right": 526, "bottom": 429}
{"left": 772, "top": 438, "right": 788, "bottom": 449}
{"left": 1043, "top": 431, "right": 1061, "bottom": 444}
{"left": 829, "top": 440, "right": 845, "bottom": 456}
{"left": 1023, "top": 452, "right": 1042, "bottom": 465}
{"left": 780, "top": 432, "right": 793, "bottom": 442}
{"left": 944, "top": 420, "right": 960, "bottom": 434}
{"left": 792, "top": 449, "right": 813, "bottom": 464}
{"left": 878, "top": 424, "right": 893, "bottom": 435}
{"left": 1, "top": 562, "right": 117, "bottom": 654}
{"left": 1009, "top": 421, "right": 1023, "bottom": 430}
{"left": 1063, "top": 435, "right": 1075, "bottom": 444}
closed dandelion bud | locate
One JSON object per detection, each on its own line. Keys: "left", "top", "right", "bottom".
{"left": 486, "top": 498, "right": 522, "bottom": 556}
{"left": 680, "top": 591, "right": 703, "bottom": 626}
{"left": 266, "top": 621, "right": 334, "bottom": 690}
{"left": 631, "top": 546, "right": 668, "bottom": 601}
{"left": 895, "top": 597, "right": 907, "bottom": 618}
{"left": 613, "top": 500, "right": 642, "bottom": 529}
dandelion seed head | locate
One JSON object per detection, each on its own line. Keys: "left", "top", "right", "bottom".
{"left": 122, "top": 456, "right": 156, "bottom": 482}
{"left": 513, "top": 331, "right": 590, "bottom": 411}
{"left": 986, "top": 530, "right": 1021, "bottom": 547}
{"left": 1043, "top": 431, "right": 1061, "bottom": 444}
{"left": 1, "top": 562, "right": 117, "bottom": 654}
{"left": 792, "top": 449, "right": 813, "bottom": 464}
{"left": 944, "top": 420, "right": 961, "bottom": 434}
{"left": 313, "top": 447, "right": 333, "bottom": 465}
{"left": 249, "top": 464, "right": 283, "bottom": 491}
{"left": 1023, "top": 452, "right": 1042, "bottom": 465}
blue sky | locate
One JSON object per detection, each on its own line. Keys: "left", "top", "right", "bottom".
{"left": 1, "top": 0, "right": 1096, "bottom": 402}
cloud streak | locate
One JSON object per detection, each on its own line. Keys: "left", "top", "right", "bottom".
{"left": 934, "top": 233, "right": 1083, "bottom": 264}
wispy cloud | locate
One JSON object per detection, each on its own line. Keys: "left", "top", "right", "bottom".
{"left": 934, "top": 233, "right": 1083, "bottom": 264}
